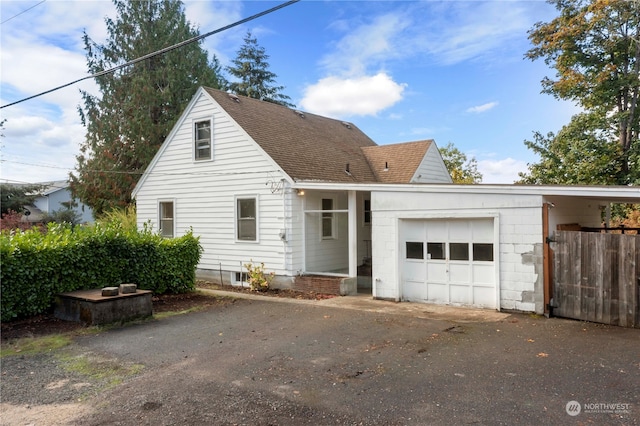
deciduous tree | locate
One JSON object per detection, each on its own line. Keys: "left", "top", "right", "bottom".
{"left": 439, "top": 142, "right": 482, "bottom": 184}
{"left": 522, "top": 0, "right": 639, "bottom": 184}
{"left": 518, "top": 112, "right": 628, "bottom": 184}
{"left": 70, "top": 0, "right": 226, "bottom": 214}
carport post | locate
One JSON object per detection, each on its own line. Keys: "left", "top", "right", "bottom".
{"left": 543, "top": 202, "right": 552, "bottom": 316}
{"left": 348, "top": 190, "right": 357, "bottom": 277}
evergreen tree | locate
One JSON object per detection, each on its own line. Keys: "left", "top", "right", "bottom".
{"left": 226, "top": 31, "right": 294, "bottom": 107}
{"left": 70, "top": 0, "right": 226, "bottom": 214}
{"left": 522, "top": 0, "right": 639, "bottom": 184}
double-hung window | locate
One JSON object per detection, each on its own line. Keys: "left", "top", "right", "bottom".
{"left": 236, "top": 197, "right": 257, "bottom": 241}
{"left": 194, "top": 120, "right": 211, "bottom": 161}
{"left": 159, "top": 201, "right": 174, "bottom": 238}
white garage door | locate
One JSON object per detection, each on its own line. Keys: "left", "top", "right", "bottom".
{"left": 400, "top": 218, "right": 496, "bottom": 309}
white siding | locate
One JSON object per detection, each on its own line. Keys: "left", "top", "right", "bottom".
{"left": 135, "top": 91, "right": 290, "bottom": 276}
{"left": 545, "top": 196, "right": 604, "bottom": 231}
{"left": 371, "top": 191, "right": 544, "bottom": 313}
{"left": 410, "top": 144, "right": 453, "bottom": 183}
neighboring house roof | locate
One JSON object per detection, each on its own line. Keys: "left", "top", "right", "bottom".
{"left": 205, "top": 88, "right": 380, "bottom": 183}
{"left": 39, "top": 180, "right": 69, "bottom": 196}
{"left": 362, "top": 140, "right": 434, "bottom": 183}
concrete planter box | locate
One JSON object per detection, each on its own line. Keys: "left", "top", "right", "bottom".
{"left": 54, "top": 288, "right": 152, "bottom": 326}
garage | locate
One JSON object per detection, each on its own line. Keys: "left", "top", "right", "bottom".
{"left": 400, "top": 218, "right": 497, "bottom": 309}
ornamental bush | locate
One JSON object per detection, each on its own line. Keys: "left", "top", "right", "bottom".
{"left": 0, "top": 222, "right": 202, "bottom": 321}
{"left": 244, "top": 261, "right": 274, "bottom": 292}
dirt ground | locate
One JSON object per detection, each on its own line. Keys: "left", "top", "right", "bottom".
{"left": 1, "top": 287, "right": 639, "bottom": 425}
{"left": 1, "top": 285, "right": 333, "bottom": 426}
{"left": 1, "top": 282, "right": 331, "bottom": 341}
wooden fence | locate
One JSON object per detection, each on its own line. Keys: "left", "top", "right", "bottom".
{"left": 552, "top": 231, "right": 640, "bottom": 328}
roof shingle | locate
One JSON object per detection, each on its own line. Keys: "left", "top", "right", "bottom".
{"left": 206, "top": 88, "right": 378, "bottom": 183}
{"left": 205, "top": 88, "right": 438, "bottom": 184}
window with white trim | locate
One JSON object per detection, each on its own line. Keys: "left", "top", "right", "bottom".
{"left": 321, "top": 198, "right": 335, "bottom": 239}
{"left": 194, "top": 120, "right": 211, "bottom": 161}
{"left": 236, "top": 197, "right": 257, "bottom": 241}
{"left": 159, "top": 201, "right": 174, "bottom": 238}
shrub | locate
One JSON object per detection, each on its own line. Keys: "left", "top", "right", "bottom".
{"left": 243, "top": 261, "right": 274, "bottom": 292}
{"left": 0, "top": 222, "right": 202, "bottom": 321}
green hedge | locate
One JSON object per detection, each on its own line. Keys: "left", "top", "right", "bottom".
{"left": 0, "top": 222, "right": 202, "bottom": 321}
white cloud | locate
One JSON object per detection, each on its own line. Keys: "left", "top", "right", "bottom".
{"left": 300, "top": 73, "right": 406, "bottom": 118}
{"left": 467, "top": 102, "right": 499, "bottom": 114}
{"left": 477, "top": 157, "right": 528, "bottom": 184}
{"left": 413, "top": 2, "right": 532, "bottom": 65}
{"left": 321, "top": 12, "right": 409, "bottom": 76}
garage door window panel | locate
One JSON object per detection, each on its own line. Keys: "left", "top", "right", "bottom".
{"left": 473, "top": 243, "right": 494, "bottom": 261}
{"left": 427, "top": 242, "right": 445, "bottom": 260}
{"left": 449, "top": 243, "right": 469, "bottom": 261}
{"left": 406, "top": 242, "right": 424, "bottom": 259}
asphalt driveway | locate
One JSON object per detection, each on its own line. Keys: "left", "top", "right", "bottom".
{"left": 3, "top": 292, "right": 639, "bottom": 425}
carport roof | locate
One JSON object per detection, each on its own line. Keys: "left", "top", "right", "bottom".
{"left": 291, "top": 182, "right": 640, "bottom": 203}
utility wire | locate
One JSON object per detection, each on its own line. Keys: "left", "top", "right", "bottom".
{"left": 1, "top": 159, "right": 279, "bottom": 177}
{"left": 1, "top": 0, "right": 46, "bottom": 25}
{"left": 1, "top": 0, "right": 299, "bottom": 109}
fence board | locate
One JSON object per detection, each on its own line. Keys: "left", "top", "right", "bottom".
{"left": 553, "top": 231, "right": 639, "bottom": 328}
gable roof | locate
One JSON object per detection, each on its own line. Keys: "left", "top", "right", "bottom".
{"left": 205, "top": 88, "right": 379, "bottom": 183}
{"left": 362, "top": 140, "right": 434, "bottom": 183}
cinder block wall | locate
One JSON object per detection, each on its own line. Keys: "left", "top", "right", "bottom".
{"left": 371, "top": 191, "right": 545, "bottom": 313}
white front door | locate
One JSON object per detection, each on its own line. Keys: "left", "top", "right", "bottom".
{"left": 400, "top": 218, "right": 496, "bottom": 308}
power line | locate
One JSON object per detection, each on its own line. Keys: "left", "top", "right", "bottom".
{"left": 0, "top": 0, "right": 300, "bottom": 109}
{"left": 1, "top": 0, "right": 46, "bottom": 25}
{"left": 1, "top": 159, "right": 280, "bottom": 177}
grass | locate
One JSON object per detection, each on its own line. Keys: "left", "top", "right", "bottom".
{"left": 0, "top": 334, "right": 73, "bottom": 357}
{"left": 153, "top": 305, "right": 208, "bottom": 320}
{"left": 57, "top": 352, "right": 145, "bottom": 389}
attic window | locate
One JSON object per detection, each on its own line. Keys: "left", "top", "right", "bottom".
{"left": 194, "top": 119, "right": 212, "bottom": 161}
{"left": 228, "top": 93, "right": 240, "bottom": 102}
{"left": 341, "top": 121, "right": 352, "bottom": 129}
{"left": 294, "top": 110, "right": 305, "bottom": 118}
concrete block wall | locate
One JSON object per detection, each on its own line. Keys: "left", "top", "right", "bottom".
{"left": 497, "top": 207, "right": 543, "bottom": 313}
{"left": 371, "top": 191, "right": 545, "bottom": 313}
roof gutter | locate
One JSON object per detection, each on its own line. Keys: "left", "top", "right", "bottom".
{"left": 292, "top": 182, "right": 640, "bottom": 202}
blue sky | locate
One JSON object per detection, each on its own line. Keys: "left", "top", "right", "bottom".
{"left": 0, "top": 0, "right": 577, "bottom": 184}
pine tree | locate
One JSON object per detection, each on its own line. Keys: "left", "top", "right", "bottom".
{"left": 226, "top": 31, "right": 294, "bottom": 107}
{"left": 70, "top": 0, "right": 226, "bottom": 215}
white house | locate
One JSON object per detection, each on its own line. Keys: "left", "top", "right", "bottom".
{"left": 133, "top": 87, "right": 640, "bottom": 314}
